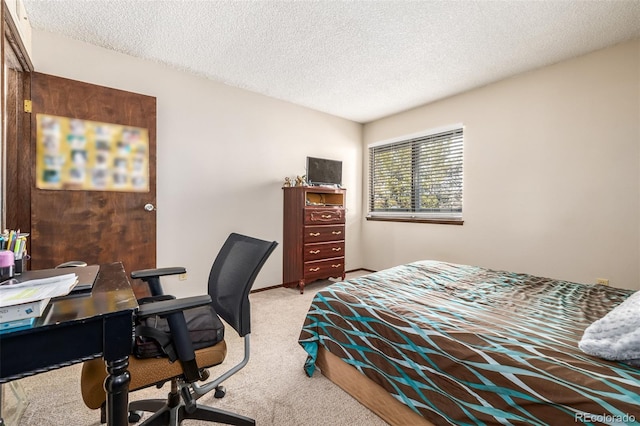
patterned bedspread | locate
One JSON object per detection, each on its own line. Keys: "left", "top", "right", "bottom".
{"left": 298, "top": 261, "right": 640, "bottom": 425}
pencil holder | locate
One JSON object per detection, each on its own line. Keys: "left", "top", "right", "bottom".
{"left": 0, "top": 250, "right": 15, "bottom": 281}
{"left": 14, "top": 255, "right": 29, "bottom": 274}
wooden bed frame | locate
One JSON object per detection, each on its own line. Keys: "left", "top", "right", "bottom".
{"left": 316, "top": 347, "right": 433, "bottom": 426}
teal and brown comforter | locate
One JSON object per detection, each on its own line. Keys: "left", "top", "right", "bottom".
{"left": 299, "top": 261, "right": 640, "bottom": 425}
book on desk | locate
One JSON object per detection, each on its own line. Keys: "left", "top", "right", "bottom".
{"left": 0, "top": 317, "right": 36, "bottom": 333}
{"left": 0, "top": 265, "right": 99, "bottom": 331}
{"left": 0, "top": 297, "right": 51, "bottom": 323}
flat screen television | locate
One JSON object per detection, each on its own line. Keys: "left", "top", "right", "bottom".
{"left": 306, "top": 157, "right": 342, "bottom": 187}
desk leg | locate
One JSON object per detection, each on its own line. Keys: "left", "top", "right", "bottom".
{"left": 104, "top": 356, "right": 131, "bottom": 426}
{"left": 0, "top": 383, "right": 4, "bottom": 426}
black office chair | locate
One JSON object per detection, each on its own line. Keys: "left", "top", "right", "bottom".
{"left": 80, "top": 233, "right": 278, "bottom": 425}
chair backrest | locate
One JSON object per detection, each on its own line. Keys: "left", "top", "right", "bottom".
{"left": 207, "top": 233, "right": 277, "bottom": 337}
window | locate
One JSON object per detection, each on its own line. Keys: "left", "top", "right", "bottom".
{"left": 368, "top": 126, "right": 463, "bottom": 224}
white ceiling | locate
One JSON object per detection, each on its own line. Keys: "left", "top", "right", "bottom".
{"left": 22, "top": 0, "right": 640, "bottom": 123}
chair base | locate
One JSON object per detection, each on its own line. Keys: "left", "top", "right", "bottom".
{"left": 127, "top": 387, "right": 255, "bottom": 426}
{"left": 99, "top": 391, "right": 254, "bottom": 426}
{"left": 130, "top": 400, "right": 255, "bottom": 426}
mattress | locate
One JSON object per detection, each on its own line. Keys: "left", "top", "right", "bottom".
{"left": 299, "top": 261, "right": 640, "bottom": 425}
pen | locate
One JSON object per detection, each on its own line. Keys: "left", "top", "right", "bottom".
{"left": 7, "top": 230, "right": 15, "bottom": 251}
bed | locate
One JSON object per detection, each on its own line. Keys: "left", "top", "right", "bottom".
{"left": 298, "top": 261, "right": 640, "bottom": 425}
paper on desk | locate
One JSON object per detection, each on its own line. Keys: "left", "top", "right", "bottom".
{"left": 0, "top": 274, "right": 78, "bottom": 307}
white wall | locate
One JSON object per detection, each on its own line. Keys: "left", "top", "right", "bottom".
{"left": 363, "top": 40, "right": 640, "bottom": 290}
{"left": 29, "top": 30, "right": 640, "bottom": 291}
{"left": 31, "top": 30, "right": 363, "bottom": 295}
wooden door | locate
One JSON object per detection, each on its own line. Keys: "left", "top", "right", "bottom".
{"left": 29, "top": 73, "right": 156, "bottom": 294}
{"left": 3, "top": 2, "right": 34, "bottom": 237}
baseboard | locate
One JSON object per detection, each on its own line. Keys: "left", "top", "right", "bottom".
{"left": 250, "top": 268, "right": 375, "bottom": 294}
{"left": 251, "top": 283, "right": 285, "bottom": 293}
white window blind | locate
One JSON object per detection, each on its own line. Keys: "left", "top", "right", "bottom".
{"left": 368, "top": 127, "right": 463, "bottom": 219}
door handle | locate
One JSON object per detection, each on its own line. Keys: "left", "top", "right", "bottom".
{"left": 144, "top": 203, "right": 156, "bottom": 212}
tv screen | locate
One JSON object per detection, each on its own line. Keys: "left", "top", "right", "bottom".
{"left": 306, "top": 157, "right": 342, "bottom": 186}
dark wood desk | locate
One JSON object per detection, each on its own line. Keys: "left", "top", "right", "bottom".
{"left": 0, "top": 262, "right": 138, "bottom": 426}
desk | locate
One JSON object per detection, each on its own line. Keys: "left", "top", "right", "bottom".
{"left": 0, "top": 262, "right": 138, "bottom": 426}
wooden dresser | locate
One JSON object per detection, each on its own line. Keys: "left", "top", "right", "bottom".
{"left": 283, "top": 186, "right": 346, "bottom": 293}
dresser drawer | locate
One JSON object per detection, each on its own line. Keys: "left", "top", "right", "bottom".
{"left": 304, "top": 208, "right": 345, "bottom": 224}
{"left": 304, "top": 241, "right": 344, "bottom": 262}
{"left": 303, "top": 258, "right": 345, "bottom": 281}
{"left": 304, "top": 225, "right": 344, "bottom": 243}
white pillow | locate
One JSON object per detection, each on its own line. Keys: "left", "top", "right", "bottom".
{"left": 579, "top": 290, "right": 640, "bottom": 366}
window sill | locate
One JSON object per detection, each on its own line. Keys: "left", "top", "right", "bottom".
{"left": 366, "top": 216, "right": 464, "bottom": 225}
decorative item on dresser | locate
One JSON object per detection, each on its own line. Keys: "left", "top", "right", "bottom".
{"left": 283, "top": 186, "right": 346, "bottom": 293}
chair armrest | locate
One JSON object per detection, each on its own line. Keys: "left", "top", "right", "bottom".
{"left": 136, "top": 294, "right": 211, "bottom": 383}
{"left": 131, "top": 267, "right": 186, "bottom": 280}
{"left": 137, "top": 295, "right": 212, "bottom": 318}
{"left": 138, "top": 294, "right": 176, "bottom": 306}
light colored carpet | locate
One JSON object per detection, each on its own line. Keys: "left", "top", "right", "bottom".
{"left": 5, "top": 276, "right": 388, "bottom": 425}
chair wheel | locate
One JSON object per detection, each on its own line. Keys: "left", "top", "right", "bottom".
{"left": 128, "top": 410, "right": 143, "bottom": 423}
{"left": 214, "top": 385, "right": 226, "bottom": 399}
{"left": 200, "top": 369, "right": 210, "bottom": 381}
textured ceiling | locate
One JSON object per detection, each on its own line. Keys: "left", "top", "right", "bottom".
{"left": 22, "top": 0, "right": 640, "bottom": 123}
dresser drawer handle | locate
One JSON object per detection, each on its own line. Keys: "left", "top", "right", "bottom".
{"left": 309, "top": 250, "right": 320, "bottom": 254}
{"left": 332, "top": 231, "right": 342, "bottom": 235}
{"left": 321, "top": 214, "right": 333, "bottom": 219}
{"left": 332, "top": 247, "right": 342, "bottom": 252}
{"left": 331, "top": 264, "right": 342, "bottom": 268}
{"left": 309, "top": 232, "right": 320, "bottom": 237}
{"left": 309, "top": 267, "right": 320, "bottom": 272}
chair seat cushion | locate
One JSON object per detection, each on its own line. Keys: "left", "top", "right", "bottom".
{"left": 81, "top": 340, "right": 227, "bottom": 409}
